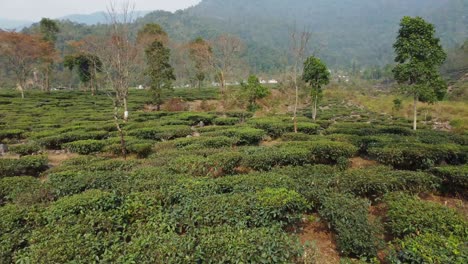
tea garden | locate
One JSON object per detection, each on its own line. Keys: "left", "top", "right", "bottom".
{"left": 0, "top": 89, "right": 467, "bottom": 263}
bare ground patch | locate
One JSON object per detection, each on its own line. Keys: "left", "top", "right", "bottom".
{"left": 298, "top": 214, "right": 340, "bottom": 264}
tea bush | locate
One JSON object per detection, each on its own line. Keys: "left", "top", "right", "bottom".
{"left": 369, "top": 143, "right": 467, "bottom": 170}
{"left": 213, "top": 117, "right": 240, "bottom": 125}
{"left": 172, "top": 136, "right": 238, "bottom": 149}
{"left": 319, "top": 192, "right": 382, "bottom": 258}
{"left": 0, "top": 155, "right": 48, "bottom": 177}
{"left": 38, "top": 130, "right": 108, "bottom": 149}
{"left": 204, "top": 127, "right": 265, "bottom": 145}
{"left": 169, "top": 152, "right": 243, "bottom": 177}
{"left": 384, "top": 193, "right": 467, "bottom": 238}
{"left": 0, "top": 129, "right": 24, "bottom": 141}
{"left": 9, "top": 142, "right": 41, "bottom": 156}
{"left": 388, "top": 233, "right": 468, "bottom": 264}
{"left": 0, "top": 176, "right": 49, "bottom": 205}
{"left": 48, "top": 170, "right": 129, "bottom": 197}
{"left": 431, "top": 165, "right": 468, "bottom": 195}
{"left": 336, "top": 166, "right": 440, "bottom": 200}
{"left": 63, "top": 139, "right": 106, "bottom": 154}
{"left": 241, "top": 141, "right": 356, "bottom": 171}
{"left": 172, "top": 188, "right": 308, "bottom": 230}
{"left": 0, "top": 204, "right": 43, "bottom": 264}
{"left": 248, "top": 117, "right": 319, "bottom": 137}
{"left": 128, "top": 125, "right": 192, "bottom": 140}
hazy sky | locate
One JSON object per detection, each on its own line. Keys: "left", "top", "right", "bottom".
{"left": 0, "top": 0, "right": 202, "bottom": 21}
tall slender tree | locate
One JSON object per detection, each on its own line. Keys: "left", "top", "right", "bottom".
{"left": 145, "top": 41, "right": 176, "bottom": 111}
{"left": 289, "top": 29, "right": 311, "bottom": 132}
{"left": 188, "top": 37, "right": 212, "bottom": 89}
{"left": 393, "top": 16, "right": 447, "bottom": 130}
{"left": 39, "top": 18, "right": 59, "bottom": 92}
{"left": 302, "top": 56, "right": 330, "bottom": 121}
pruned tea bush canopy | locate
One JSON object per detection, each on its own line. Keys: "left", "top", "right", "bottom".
{"left": 0, "top": 90, "right": 466, "bottom": 263}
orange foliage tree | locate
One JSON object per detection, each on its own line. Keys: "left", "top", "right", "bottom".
{"left": 0, "top": 31, "right": 55, "bottom": 98}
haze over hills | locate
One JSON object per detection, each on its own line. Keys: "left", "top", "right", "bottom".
{"left": 135, "top": 0, "right": 468, "bottom": 70}
{"left": 6, "top": 0, "right": 468, "bottom": 72}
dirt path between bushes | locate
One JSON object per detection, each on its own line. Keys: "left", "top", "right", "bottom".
{"left": 298, "top": 215, "right": 341, "bottom": 264}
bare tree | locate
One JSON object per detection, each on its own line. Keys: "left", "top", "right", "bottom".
{"left": 96, "top": 1, "right": 138, "bottom": 159}
{"left": 210, "top": 35, "right": 244, "bottom": 97}
{"left": 289, "top": 28, "right": 311, "bottom": 133}
{"left": 102, "top": 0, "right": 138, "bottom": 123}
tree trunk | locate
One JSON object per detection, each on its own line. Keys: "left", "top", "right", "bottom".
{"left": 219, "top": 71, "right": 227, "bottom": 112}
{"left": 44, "top": 65, "right": 51, "bottom": 93}
{"left": 123, "top": 97, "right": 128, "bottom": 122}
{"left": 20, "top": 86, "right": 24, "bottom": 99}
{"left": 312, "top": 94, "right": 318, "bottom": 121}
{"left": 413, "top": 95, "right": 418, "bottom": 131}
{"left": 113, "top": 104, "right": 127, "bottom": 160}
{"left": 293, "top": 65, "right": 298, "bottom": 133}
{"left": 19, "top": 79, "right": 25, "bottom": 99}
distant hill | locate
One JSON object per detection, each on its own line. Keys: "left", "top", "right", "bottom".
{"left": 132, "top": 0, "right": 468, "bottom": 71}
{"left": 18, "top": 0, "right": 468, "bottom": 73}
{"left": 0, "top": 18, "right": 33, "bottom": 30}
{"left": 60, "top": 11, "right": 151, "bottom": 25}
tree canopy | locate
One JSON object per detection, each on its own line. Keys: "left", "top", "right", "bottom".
{"left": 393, "top": 16, "right": 447, "bottom": 130}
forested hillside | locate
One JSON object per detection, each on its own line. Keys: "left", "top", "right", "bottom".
{"left": 18, "top": 0, "right": 468, "bottom": 73}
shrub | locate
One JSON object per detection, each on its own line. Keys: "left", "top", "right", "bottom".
{"left": 384, "top": 193, "right": 467, "bottom": 238}
{"left": 44, "top": 190, "right": 120, "bottom": 222}
{"left": 128, "top": 125, "right": 192, "bottom": 140}
{"left": 63, "top": 139, "right": 106, "bottom": 154}
{"left": 415, "top": 130, "right": 468, "bottom": 145}
{"left": 38, "top": 130, "right": 108, "bottom": 149}
{"left": 241, "top": 145, "right": 311, "bottom": 171}
{"left": 171, "top": 112, "right": 216, "bottom": 125}
{"left": 431, "top": 165, "right": 468, "bottom": 196}
{"left": 215, "top": 171, "right": 297, "bottom": 193}
{"left": 241, "top": 141, "right": 356, "bottom": 171}
{"left": 127, "top": 143, "right": 153, "bottom": 158}
{"left": 281, "top": 132, "right": 318, "bottom": 141}
{"left": 0, "top": 129, "right": 24, "bottom": 141}
{"left": 169, "top": 152, "right": 243, "bottom": 177}
{"left": 0, "top": 155, "right": 48, "bottom": 177}
{"left": 248, "top": 117, "right": 320, "bottom": 137}
{"left": 9, "top": 142, "right": 41, "bottom": 156}
{"left": 213, "top": 117, "right": 240, "bottom": 125}
{"left": 369, "top": 143, "right": 467, "bottom": 170}
{"left": 319, "top": 192, "right": 382, "bottom": 258}
{"left": 17, "top": 210, "right": 122, "bottom": 264}
{"left": 48, "top": 170, "right": 129, "bottom": 197}
{"left": 0, "top": 176, "right": 50, "bottom": 205}
{"left": 388, "top": 233, "right": 468, "bottom": 264}
{"left": 204, "top": 127, "right": 265, "bottom": 145}
{"left": 173, "top": 136, "right": 238, "bottom": 149}
{"left": 104, "top": 137, "right": 154, "bottom": 157}
{"left": 0, "top": 204, "right": 42, "bottom": 264}
{"left": 193, "top": 225, "right": 303, "bottom": 263}
{"left": 172, "top": 188, "right": 308, "bottom": 230}
{"left": 336, "top": 166, "right": 440, "bottom": 200}
{"left": 272, "top": 165, "right": 338, "bottom": 204}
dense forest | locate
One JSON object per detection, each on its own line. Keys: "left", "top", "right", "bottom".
{"left": 2, "top": 0, "right": 466, "bottom": 76}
